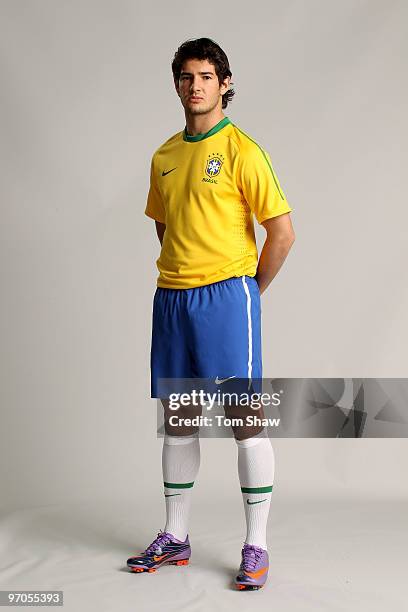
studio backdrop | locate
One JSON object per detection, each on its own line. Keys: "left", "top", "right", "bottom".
{"left": 0, "top": 1, "right": 407, "bottom": 611}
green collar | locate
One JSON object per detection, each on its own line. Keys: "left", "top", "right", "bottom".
{"left": 183, "top": 116, "right": 231, "bottom": 142}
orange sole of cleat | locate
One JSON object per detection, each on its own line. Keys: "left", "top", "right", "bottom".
{"left": 169, "top": 559, "right": 189, "bottom": 566}
{"left": 129, "top": 559, "right": 190, "bottom": 573}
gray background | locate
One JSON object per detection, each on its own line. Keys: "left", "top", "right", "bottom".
{"left": 0, "top": 1, "right": 407, "bottom": 610}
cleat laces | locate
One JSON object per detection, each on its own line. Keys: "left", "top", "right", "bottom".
{"left": 241, "top": 544, "right": 263, "bottom": 571}
{"left": 145, "top": 530, "right": 173, "bottom": 555}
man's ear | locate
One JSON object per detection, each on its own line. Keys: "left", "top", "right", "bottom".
{"left": 174, "top": 79, "right": 180, "bottom": 96}
{"left": 221, "top": 76, "right": 231, "bottom": 94}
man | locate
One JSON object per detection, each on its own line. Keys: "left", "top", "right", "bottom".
{"left": 127, "top": 37, "right": 295, "bottom": 591}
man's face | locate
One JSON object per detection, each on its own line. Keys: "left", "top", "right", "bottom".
{"left": 175, "top": 58, "right": 230, "bottom": 116}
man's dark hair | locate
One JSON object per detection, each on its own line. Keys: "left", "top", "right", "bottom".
{"left": 171, "top": 37, "right": 235, "bottom": 109}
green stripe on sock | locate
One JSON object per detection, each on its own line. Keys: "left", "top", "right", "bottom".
{"left": 241, "top": 485, "right": 273, "bottom": 494}
{"left": 164, "top": 481, "right": 194, "bottom": 489}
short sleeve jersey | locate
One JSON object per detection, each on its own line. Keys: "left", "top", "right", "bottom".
{"left": 145, "top": 116, "right": 292, "bottom": 289}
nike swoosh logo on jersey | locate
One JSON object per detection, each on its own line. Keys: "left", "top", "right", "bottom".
{"left": 162, "top": 167, "right": 177, "bottom": 176}
{"left": 165, "top": 493, "right": 181, "bottom": 497}
{"left": 215, "top": 375, "right": 236, "bottom": 385}
{"left": 247, "top": 498, "right": 267, "bottom": 505}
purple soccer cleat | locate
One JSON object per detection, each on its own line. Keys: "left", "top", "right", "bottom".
{"left": 235, "top": 543, "right": 269, "bottom": 590}
{"left": 127, "top": 529, "right": 191, "bottom": 573}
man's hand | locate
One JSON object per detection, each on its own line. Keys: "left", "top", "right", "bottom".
{"left": 255, "top": 213, "right": 295, "bottom": 295}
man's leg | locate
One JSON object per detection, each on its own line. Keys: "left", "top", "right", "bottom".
{"left": 223, "top": 402, "right": 273, "bottom": 590}
{"left": 188, "top": 274, "right": 272, "bottom": 589}
{"left": 161, "top": 400, "right": 202, "bottom": 541}
{"left": 235, "top": 430, "right": 274, "bottom": 549}
{"left": 127, "top": 286, "right": 200, "bottom": 573}
{"left": 224, "top": 403, "right": 274, "bottom": 550}
{"left": 127, "top": 403, "right": 199, "bottom": 573}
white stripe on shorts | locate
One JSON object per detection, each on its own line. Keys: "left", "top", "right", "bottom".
{"left": 241, "top": 276, "right": 253, "bottom": 386}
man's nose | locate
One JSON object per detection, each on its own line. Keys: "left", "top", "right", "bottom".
{"left": 190, "top": 77, "right": 202, "bottom": 91}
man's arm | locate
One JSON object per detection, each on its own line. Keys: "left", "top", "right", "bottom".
{"left": 155, "top": 221, "right": 166, "bottom": 246}
{"left": 255, "top": 213, "right": 295, "bottom": 295}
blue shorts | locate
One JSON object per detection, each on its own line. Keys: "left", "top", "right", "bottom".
{"left": 150, "top": 275, "right": 262, "bottom": 398}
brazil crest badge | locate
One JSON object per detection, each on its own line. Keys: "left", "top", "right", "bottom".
{"left": 205, "top": 154, "right": 224, "bottom": 177}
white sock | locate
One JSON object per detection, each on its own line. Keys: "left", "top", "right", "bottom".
{"left": 162, "top": 433, "right": 200, "bottom": 541}
{"left": 235, "top": 429, "right": 275, "bottom": 550}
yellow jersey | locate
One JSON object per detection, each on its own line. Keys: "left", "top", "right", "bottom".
{"left": 145, "top": 116, "right": 292, "bottom": 289}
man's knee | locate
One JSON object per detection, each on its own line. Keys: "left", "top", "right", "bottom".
{"left": 162, "top": 399, "right": 203, "bottom": 437}
{"left": 224, "top": 402, "right": 266, "bottom": 441}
